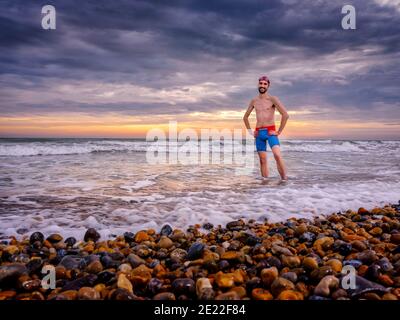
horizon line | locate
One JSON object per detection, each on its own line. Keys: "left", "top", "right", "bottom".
{"left": 1, "top": 136, "right": 400, "bottom": 141}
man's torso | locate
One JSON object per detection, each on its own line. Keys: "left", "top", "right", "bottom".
{"left": 253, "top": 95, "right": 275, "bottom": 127}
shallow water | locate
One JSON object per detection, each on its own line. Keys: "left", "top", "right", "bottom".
{"left": 0, "top": 138, "right": 399, "bottom": 239}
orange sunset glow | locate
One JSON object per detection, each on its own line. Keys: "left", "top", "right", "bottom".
{"left": 1, "top": 111, "right": 399, "bottom": 139}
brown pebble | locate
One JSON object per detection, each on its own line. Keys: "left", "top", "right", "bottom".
{"left": 22, "top": 279, "right": 42, "bottom": 291}
{"left": 118, "top": 263, "right": 132, "bottom": 274}
{"left": 30, "top": 291, "right": 45, "bottom": 300}
{"left": 303, "top": 257, "right": 319, "bottom": 270}
{"left": 83, "top": 243, "right": 94, "bottom": 253}
{"left": 157, "top": 236, "right": 174, "bottom": 249}
{"left": 282, "top": 255, "right": 301, "bottom": 268}
{"left": 378, "top": 274, "right": 394, "bottom": 286}
{"left": 134, "top": 231, "right": 150, "bottom": 243}
{"left": 260, "top": 267, "right": 278, "bottom": 287}
{"left": 86, "top": 260, "right": 103, "bottom": 274}
{"left": 351, "top": 240, "right": 367, "bottom": 251}
{"left": 215, "top": 291, "right": 240, "bottom": 300}
{"left": 57, "top": 290, "right": 78, "bottom": 300}
{"left": 358, "top": 207, "right": 369, "bottom": 215}
{"left": 271, "top": 277, "right": 295, "bottom": 297}
{"left": 220, "top": 251, "right": 239, "bottom": 260}
{"left": 229, "top": 286, "right": 246, "bottom": 298}
{"left": 382, "top": 293, "right": 398, "bottom": 300}
{"left": 357, "top": 264, "right": 369, "bottom": 276}
{"left": 94, "top": 283, "right": 106, "bottom": 293}
{"left": 313, "top": 237, "right": 334, "bottom": 256}
{"left": 314, "top": 275, "right": 339, "bottom": 297}
{"left": 332, "top": 288, "right": 347, "bottom": 300}
{"left": 117, "top": 273, "right": 133, "bottom": 293}
{"left": 251, "top": 288, "right": 273, "bottom": 300}
{"left": 232, "top": 269, "right": 245, "bottom": 284}
{"left": 55, "top": 266, "right": 67, "bottom": 279}
{"left": 326, "top": 259, "right": 342, "bottom": 273}
{"left": 369, "top": 227, "right": 382, "bottom": 236}
{"left": 390, "top": 233, "right": 400, "bottom": 244}
{"left": 0, "top": 291, "right": 17, "bottom": 300}
{"left": 131, "top": 264, "right": 152, "bottom": 286}
{"left": 196, "top": 278, "right": 215, "bottom": 300}
{"left": 153, "top": 292, "right": 176, "bottom": 300}
{"left": 47, "top": 234, "right": 63, "bottom": 243}
{"left": 362, "top": 292, "right": 381, "bottom": 300}
{"left": 78, "top": 287, "right": 100, "bottom": 300}
{"left": 294, "top": 224, "right": 307, "bottom": 236}
{"left": 5, "top": 245, "right": 19, "bottom": 255}
{"left": 277, "top": 290, "right": 304, "bottom": 300}
{"left": 215, "top": 271, "right": 235, "bottom": 289}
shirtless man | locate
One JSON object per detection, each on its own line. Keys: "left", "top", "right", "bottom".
{"left": 243, "top": 75, "right": 289, "bottom": 181}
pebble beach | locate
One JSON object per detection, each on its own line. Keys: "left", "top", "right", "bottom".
{"left": 1, "top": 202, "right": 400, "bottom": 300}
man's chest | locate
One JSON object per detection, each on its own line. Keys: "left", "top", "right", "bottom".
{"left": 254, "top": 99, "right": 275, "bottom": 112}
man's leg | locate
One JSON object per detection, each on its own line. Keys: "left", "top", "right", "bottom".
{"left": 271, "top": 145, "right": 288, "bottom": 180}
{"left": 257, "top": 151, "right": 268, "bottom": 177}
{"left": 255, "top": 130, "right": 268, "bottom": 178}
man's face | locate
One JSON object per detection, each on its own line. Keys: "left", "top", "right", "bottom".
{"left": 258, "top": 80, "right": 269, "bottom": 93}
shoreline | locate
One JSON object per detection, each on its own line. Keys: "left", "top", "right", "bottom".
{"left": 1, "top": 201, "right": 399, "bottom": 300}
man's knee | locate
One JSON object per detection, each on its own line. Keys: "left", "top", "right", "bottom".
{"left": 258, "top": 153, "right": 267, "bottom": 164}
{"left": 272, "top": 148, "right": 281, "bottom": 160}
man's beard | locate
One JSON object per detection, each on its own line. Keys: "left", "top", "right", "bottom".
{"left": 258, "top": 87, "right": 267, "bottom": 94}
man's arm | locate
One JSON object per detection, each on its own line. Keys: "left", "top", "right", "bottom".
{"left": 271, "top": 96, "right": 289, "bottom": 135}
{"left": 243, "top": 99, "right": 254, "bottom": 136}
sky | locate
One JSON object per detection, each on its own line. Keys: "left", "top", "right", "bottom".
{"left": 0, "top": 0, "right": 399, "bottom": 139}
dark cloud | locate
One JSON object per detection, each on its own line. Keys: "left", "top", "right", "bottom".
{"left": 0, "top": 0, "right": 399, "bottom": 132}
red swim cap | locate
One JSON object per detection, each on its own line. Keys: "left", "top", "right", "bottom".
{"left": 258, "top": 75, "right": 270, "bottom": 83}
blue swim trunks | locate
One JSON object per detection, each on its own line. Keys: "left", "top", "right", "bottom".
{"left": 255, "top": 126, "right": 280, "bottom": 152}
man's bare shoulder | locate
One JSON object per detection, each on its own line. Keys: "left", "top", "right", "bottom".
{"left": 270, "top": 95, "right": 280, "bottom": 102}
{"left": 270, "top": 95, "right": 283, "bottom": 105}
{"left": 250, "top": 96, "right": 259, "bottom": 104}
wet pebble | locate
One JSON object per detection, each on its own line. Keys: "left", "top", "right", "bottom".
{"left": 271, "top": 277, "right": 295, "bottom": 297}
{"left": 29, "top": 232, "right": 44, "bottom": 245}
{"left": 196, "top": 278, "right": 215, "bottom": 300}
{"left": 157, "top": 236, "right": 174, "bottom": 249}
{"left": 160, "top": 224, "right": 173, "bottom": 236}
{"left": 252, "top": 288, "right": 273, "bottom": 300}
{"left": 59, "top": 255, "right": 83, "bottom": 270}
{"left": 127, "top": 253, "right": 146, "bottom": 268}
{"left": 261, "top": 267, "right": 278, "bottom": 287}
{"left": 153, "top": 292, "right": 176, "bottom": 300}
{"left": 84, "top": 228, "right": 100, "bottom": 242}
{"left": 171, "top": 278, "right": 196, "bottom": 296}
{"left": 0, "top": 263, "right": 28, "bottom": 285}
{"left": 47, "top": 234, "right": 63, "bottom": 244}
{"left": 281, "top": 272, "right": 298, "bottom": 283}
{"left": 314, "top": 275, "right": 339, "bottom": 297}
{"left": 117, "top": 273, "right": 133, "bottom": 293}
{"left": 147, "top": 278, "right": 163, "bottom": 295}
{"left": 86, "top": 260, "right": 103, "bottom": 274}
{"left": 64, "top": 237, "right": 77, "bottom": 247}
{"left": 123, "top": 232, "right": 135, "bottom": 243}
{"left": 170, "top": 248, "right": 187, "bottom": 262}
{"left": 78, "top": 287, "right": 100, "bottom": 300}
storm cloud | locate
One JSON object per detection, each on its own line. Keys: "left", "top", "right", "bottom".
{"left": 0, "top": 0, "right": 399, "bottom": 137}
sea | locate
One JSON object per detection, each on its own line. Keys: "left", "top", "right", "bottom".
{"left": 0, "top": 138, "right": 399, "bottom": 239}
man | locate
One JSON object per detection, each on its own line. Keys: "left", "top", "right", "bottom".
{"left": 243, "top": 75, "right": 289, "bottom": 181}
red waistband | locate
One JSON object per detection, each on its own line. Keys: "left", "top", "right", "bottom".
{"left": 255, "top": 125, "right": 276, "bottom": 131}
